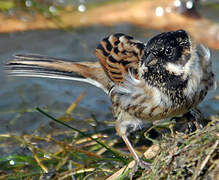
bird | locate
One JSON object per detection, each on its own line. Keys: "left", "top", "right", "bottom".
{"left": 5, "top": 29, "right": 216, "bottom": 173}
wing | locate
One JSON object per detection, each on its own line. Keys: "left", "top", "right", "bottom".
{"left": 95, "top": 33, "right": 146, "bottom": 85}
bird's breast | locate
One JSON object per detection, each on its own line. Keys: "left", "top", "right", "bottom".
{"left": 111, "top": 82, "right": 193, "bottom": 121}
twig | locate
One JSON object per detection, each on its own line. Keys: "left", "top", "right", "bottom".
{"left": 192, "top": 139, "right": 219, "bottom": 180}
{"left": 65, "top": 92, "right": 86, "bottom": 114}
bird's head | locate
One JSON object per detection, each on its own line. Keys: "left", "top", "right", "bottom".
{"left": 140, "top": 29, "right": 196, "bottom": 77}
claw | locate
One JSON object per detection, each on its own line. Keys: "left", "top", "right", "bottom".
{"left": 129, "top": 159, "right": 151, "bottom": 179}
{"left": 139, "top": 159, "right": 151, "bottom": 169}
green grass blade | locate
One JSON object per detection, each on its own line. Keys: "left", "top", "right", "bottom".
{"left": 36, "top": 107, "right": 127, "bottom": 163}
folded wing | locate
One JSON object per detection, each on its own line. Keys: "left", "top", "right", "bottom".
{"left": 95, "top": 33, "right": 146, "bottom": 85}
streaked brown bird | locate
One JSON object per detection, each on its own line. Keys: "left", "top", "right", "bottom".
{"left": 5, "top": 30, "right": 216, "bottom": 172}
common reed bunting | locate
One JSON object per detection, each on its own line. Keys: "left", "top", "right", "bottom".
{"left": 5, "top": 30, "right": 216, "bottom": 172}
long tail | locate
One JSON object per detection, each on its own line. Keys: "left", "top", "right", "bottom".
{"left": 5, "top": 54, "right": 110, "bottom": 93}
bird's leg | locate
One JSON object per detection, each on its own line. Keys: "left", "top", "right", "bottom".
{"left": 121, "top": 134, "right": 151, "bottom": 167}
{"left": 115, "top": 111, "right": 151, "bottom": 176}
{"left": 121, "top": 134, "right": 151, "bottom": 177}
{"left": 121, "top": 135, "right": 140, "bottom": 163}
{"left": 172, "top": 108, "right": 205, "bottom": 133}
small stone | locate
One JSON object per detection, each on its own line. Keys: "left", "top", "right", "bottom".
{"left": 215, "top": 95, "right": 219, "bottom": 100}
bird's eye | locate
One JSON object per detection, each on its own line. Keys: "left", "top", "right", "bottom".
{"left": 165, "top": 47, "right": 173, "bottom": 56}
{"left": 176, "top": 37, "right": 182, "bottom": 42}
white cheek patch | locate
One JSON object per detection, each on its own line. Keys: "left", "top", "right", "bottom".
{"left": 165, "top": 63, "right": 184, "bottom": 76}
{"left": 183, "top": 52, "right": 199, "bottom": 76}
{"left": 197, "top": 44, "right": 210, "bottom": 63}
{"left": 183, "top": 53, "right": 203, "bottom": 97}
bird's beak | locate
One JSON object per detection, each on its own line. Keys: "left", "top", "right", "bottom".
{"left": 144, "top": 53, "right": 156, "bottom": 66}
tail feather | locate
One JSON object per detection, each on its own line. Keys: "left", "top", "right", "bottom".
{"left": 5, "top": 54, "right": 110, "bottom": 93}
{"left": 6, "top": 54, "right": 85, "bottom": 80}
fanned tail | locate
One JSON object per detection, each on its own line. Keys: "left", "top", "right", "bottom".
{"left": 5, "top": 54, "right": 85, "bottom": 80}
{"left": 5, "top": 54, "right": 109, "bottom": 92}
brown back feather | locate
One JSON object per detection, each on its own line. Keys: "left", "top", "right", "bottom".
{"left": 95, "top": 33, "right": 146, "bottom": 85}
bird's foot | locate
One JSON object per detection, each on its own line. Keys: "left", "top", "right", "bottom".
{"left": 129, "top": 159, "right": 151, "bottom": 179}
